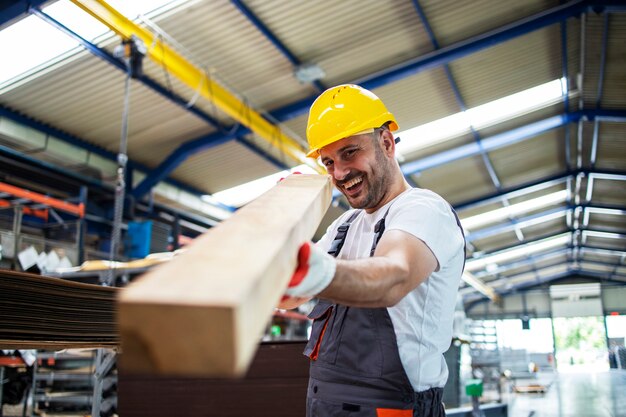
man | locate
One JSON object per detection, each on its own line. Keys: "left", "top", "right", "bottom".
{"left": 282, "top": 84, "right": 465, "bottom": 417}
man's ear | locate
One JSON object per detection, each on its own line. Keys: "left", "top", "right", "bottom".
{"left": 380, "top": 129, "right": 395, "bottom": 156}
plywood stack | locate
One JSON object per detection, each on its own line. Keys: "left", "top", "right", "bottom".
{"left": 0, "top": 270, "right": 118, "bottom": 349}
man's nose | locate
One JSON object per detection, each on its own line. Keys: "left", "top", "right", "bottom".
{"left": 332, "top": 162, "right": 350, "bottom": 181}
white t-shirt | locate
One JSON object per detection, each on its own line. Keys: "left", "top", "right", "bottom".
{"left": 316, "top": 188, "right": 465, "bottom": 391}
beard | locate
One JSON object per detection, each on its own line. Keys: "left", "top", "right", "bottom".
{"left": 341, "top": 143, "right": 394, "bottom": 210}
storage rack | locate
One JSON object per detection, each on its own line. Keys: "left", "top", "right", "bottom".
{"left": 0, "top": 181, "right": 87, "bottom": 272}
{"left": 32, "top": 350, "right": 116, "bottom": 417}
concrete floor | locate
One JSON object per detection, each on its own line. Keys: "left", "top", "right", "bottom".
{"left": 505, "top": 369, "right": 626, "bottom": 417}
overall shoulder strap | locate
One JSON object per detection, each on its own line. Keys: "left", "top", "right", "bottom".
{"left": 369, "top": 206, "right": 392, "bottom": 257}
{"left": 327, "top": 210, "right": 361, "bottom": 258}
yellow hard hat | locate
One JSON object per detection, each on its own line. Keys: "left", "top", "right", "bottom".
{"left": 306, "top": 84, "right": 399, "bottom": 158}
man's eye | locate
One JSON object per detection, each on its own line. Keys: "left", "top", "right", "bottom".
{"left": 344, "top": 149, "right": 357, "bottom": 158}
{"left": 323, "top": 160, "right": 333, "bottom": 167}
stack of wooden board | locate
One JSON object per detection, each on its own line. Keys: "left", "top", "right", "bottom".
{"left": 0, "top": 269, "right": 118, "bottom": 349}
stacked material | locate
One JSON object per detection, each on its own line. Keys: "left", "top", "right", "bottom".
{"left": 0, "top": 269, "right": 118, "bottom": 349}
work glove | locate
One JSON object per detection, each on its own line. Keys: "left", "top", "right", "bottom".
{"left": 284, "top": 242, "right": 336, "bottom": 298}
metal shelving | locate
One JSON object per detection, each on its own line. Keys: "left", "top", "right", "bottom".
{"left": 32, "top": 349, "right": 116, "bottom": 417}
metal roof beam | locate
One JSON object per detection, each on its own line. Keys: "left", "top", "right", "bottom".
{"left": 401, "top": 113, "right": 574, "bottom": 175}
{"left": 560, "top": 16, "right": 572, "bottom": 172}
{"left": 590, "top": 12, "right": 610, "bottom": 167}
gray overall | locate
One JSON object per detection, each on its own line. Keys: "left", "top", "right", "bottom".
{"left": 304, "top": 207, "right": 464, "bottom": 417}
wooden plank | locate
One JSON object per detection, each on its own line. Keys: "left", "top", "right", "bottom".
{"left": 118, "top": 174, "right": 332, "bottom": 377}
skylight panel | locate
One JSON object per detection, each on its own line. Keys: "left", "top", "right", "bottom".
{"left": 395, "top": 78, "right": 566, "bottom": 158}
{"left": 0, "top": 0, "right": 181, "bottom": 90}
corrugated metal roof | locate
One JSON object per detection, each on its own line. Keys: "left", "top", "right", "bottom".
{"left": 596, "top": 122, "right": 626, "bottom": 170}
{"left": 421, "top": 0, "right": 557, "bottom": 46}
{"left": 171, "top": 140, "right": 280, "bottom": 193}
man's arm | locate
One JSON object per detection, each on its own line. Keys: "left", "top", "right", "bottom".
{"left": 319, "top": 229, "right": 437, "bottom": 307}
{"left": 284, "top": 230, "right": 438, "bottom": 308}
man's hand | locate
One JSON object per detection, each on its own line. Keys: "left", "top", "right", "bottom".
{"left": 277, "top": 295, "right": 311, "bottom": 310}
{"left": 284, "top": 242, "right": 336, "bottom": 298}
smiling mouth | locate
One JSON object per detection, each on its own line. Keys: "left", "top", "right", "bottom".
{"left": 342, "top": 176, "right": 363, "bottom": 191}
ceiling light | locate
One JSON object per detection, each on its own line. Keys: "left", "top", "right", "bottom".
{"left": 461, "top": 190, "right": 568, "bottom": 231}
{"left": 294, "top": 63, "right": 326, "bottom": 84}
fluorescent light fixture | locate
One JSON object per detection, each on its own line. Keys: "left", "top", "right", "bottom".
{"left": 395, "top": 78, "right": 566, "bottom": 158}
{"left": 0, "top": 0, "right": 182, "bottom": 89}
{"left": 466, "top": 233, "right": 570, "bottom": 272}
{"left": 209, "top": 164, "right": 318, "bottom": 208}
{"left": 461, "top": 190, "right": 568, "bottom": 231}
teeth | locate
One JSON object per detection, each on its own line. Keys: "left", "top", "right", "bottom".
{"left": 344, "top": 176, "right": 362, "bottom": 189}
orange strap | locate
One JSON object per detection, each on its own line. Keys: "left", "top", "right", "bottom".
{"left": 376, "top": 409, "right": 412, "bottom": 417}
{"left": 309, "top": 307, "right": 332, "bottom": 361}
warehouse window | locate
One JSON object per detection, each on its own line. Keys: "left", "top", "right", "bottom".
{"left": 0, "top": 0, "right": 186, "bottom": 92}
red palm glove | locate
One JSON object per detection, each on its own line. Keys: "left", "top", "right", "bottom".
{"left": 284, "top": 242, "right": 336, "bottom": 298}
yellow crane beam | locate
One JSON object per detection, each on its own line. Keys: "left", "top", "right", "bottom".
{"left": 70, "top": 0, "right": 322, "bottom": 173}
